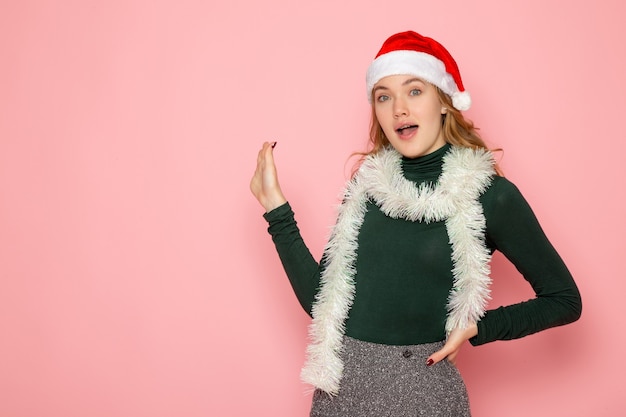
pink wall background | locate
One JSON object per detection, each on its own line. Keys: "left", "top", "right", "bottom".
{"left": 1, "top": 0, "right": 624, "bottom": 416}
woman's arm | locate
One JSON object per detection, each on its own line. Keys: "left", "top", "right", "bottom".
{"left": 263, "top": 203, "right": 322, "bottom": 315}
{"left": 470, "top": 176, "right": 582, "bottom": 346}
{"left": 251, "top": 142, "right": 321, "bottom": 315}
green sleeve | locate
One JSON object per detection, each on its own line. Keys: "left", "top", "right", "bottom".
{"left": 470, "top": 177, "right": 582, "bottom": 346}
{"left": 263, "top": 202, "right": 321, "bottom": 316}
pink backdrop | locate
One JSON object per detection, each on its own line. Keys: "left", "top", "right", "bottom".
{"left": 1, "top": 0, "right": 624, "bottom": 415}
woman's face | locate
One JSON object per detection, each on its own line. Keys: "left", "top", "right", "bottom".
{"left": 372, "top": 75, "right": 447, "bottom": 158}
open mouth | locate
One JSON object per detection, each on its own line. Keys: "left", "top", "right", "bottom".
{"left": 396, "top": 124, "right": 418, "bottom": 135}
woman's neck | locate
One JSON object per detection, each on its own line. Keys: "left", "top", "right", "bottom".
{"left": 401, "top": 143, "right": 451, "bottom": 183}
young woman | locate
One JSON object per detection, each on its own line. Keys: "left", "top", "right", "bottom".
{"left": 250, "top": 31, "right": 581, "bottom": 417}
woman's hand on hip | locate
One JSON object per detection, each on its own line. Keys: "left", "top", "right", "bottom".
{"left": 426, "top": 323, "right": 478, "bottom": 366}
{"left": 250, "top": 141, "right": 287, "bottom": 213}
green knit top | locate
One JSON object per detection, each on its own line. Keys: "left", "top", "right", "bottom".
{"left": 263, "top": 144, "right": 581, "bottom": 346}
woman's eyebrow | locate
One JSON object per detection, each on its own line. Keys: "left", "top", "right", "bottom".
{"left": 403, "top": 77, "right": 424, "bottom": 86}
{"left": 372, "top": 85, "right": 389, "bottom": 94}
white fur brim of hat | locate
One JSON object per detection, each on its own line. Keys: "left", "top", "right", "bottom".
{"left": 366, "top": 50, "right": 472, "bottom": 111}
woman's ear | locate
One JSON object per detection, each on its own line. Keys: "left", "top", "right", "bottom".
{"left": 441, "top": 107, "right": 448, "bottom": 114}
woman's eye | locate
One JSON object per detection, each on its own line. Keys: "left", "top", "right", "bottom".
{"left": 410, "top": 89, "right": 422, "bottom": 96}
{"left": 376, "top": 95, "right": 389, "bottom": 102}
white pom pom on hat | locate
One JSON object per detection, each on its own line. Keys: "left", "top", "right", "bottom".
{"left": 366, "top": 31, "right": 472, "bottom": 111}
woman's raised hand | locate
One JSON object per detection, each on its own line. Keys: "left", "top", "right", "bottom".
{"left": 250, "top": 142, "right": 287, "bottom": 213}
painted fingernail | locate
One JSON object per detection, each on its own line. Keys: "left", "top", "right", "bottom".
{"left": 271, "top": 142, "right": 277, "bottom": 148}
{"left": 426, "top": 359, "right": 434, "bottom": 366}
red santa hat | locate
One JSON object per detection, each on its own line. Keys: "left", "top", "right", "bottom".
{"left": 366, "top": 31, "right": 471, "bottom": 111}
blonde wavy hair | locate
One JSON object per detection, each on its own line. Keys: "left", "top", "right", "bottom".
{"left": 353, "top": 86, "right": 502, "bottom": 176}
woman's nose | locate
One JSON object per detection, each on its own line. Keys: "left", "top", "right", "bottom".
{"left": 393, "top": 98, "right": 408, "bottom": 117}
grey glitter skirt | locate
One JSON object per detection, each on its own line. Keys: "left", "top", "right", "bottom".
{"left": 310, "top": 336, "right": 470, "bottom": 417}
